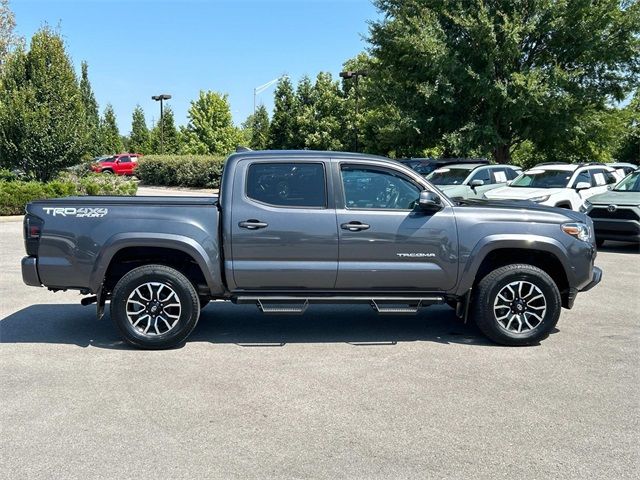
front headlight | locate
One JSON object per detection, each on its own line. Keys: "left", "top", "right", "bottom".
{"left": 530, "top": 195, "right": 550, "bottom": 203}
{"left": 561, "top": 222, "right": 590, "bottom": 242}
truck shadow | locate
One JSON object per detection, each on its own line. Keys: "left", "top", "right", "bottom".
{"left": 0, "top": 303, "right": 510, "bottom": 349}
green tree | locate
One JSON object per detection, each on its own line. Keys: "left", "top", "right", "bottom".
{"left": 79, "top": 61, "right": 101, "bottom": 156}
{"left": 129, "top": 105, "right": 150, "bottom": 154}
{"left": 0, "top": 26, "right": 86, "bottom": 180}
{"left": 150, "top": 106, "right": 180, "bottom": 154}
{"left": 339, "top": 53, "right": 426, "bottom": 157}
{"left": 244, "top": 104, "right": 270, "bottom": 150}
{"left": 99, "top": 104, "right": 123, "bottom": 154}
{"left": 304, "top": 72, "right": 346, "bottom": 150}
{"left": 0, "top": 0, "right": 21, "bottom": 69}
{"left": 293, "top": 75, "right": 314, "bottom": 148}
{"left": 616, "top": 92, "right": 640, "bottom": 163}
{"left": 181, "top": 90, "right": 241, "bottom": 155}
{"left": 268, "top": 76, "right": 298, "bottom": 149}
{"left": 368, "top": 0, "right": 640, "bottom": 163}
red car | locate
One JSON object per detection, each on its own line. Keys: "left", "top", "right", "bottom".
{"left": 91, "top": 154, "right": 142, "bottom": 175}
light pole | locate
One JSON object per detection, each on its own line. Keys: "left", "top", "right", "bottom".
{"left": 340, "top": 70, "right": 368, "bottom": 152}
{"left": 151, "top": 94, "right": 172, "bottom": 154}
{"left": 253, "top": 78, "right": 279, "bottom": 115}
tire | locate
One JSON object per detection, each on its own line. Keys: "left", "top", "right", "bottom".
{"left": 110, "top": 264, "right": 200, "bottom": 349}
{"left": 471, "top": 264, "right": 561, "bottom": 346}
{"left": 102, "top": 169, "right": 114, "bottom": 175}
{"left": 596, "top": 238, "right": 605, "bottom": 248}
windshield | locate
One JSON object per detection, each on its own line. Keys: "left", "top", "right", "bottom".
{"left": 427, "top": 168, "right": 470, "bottom": 185}
{"left": 510, "top": 169, "right": 572, "bottom": 188}
{"left": 98, "top": 156, "right": 115, "bottom": 163}
{"left": 614, "top": 171, "right": 640, "bottom": 192}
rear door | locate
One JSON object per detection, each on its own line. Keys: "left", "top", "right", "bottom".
{"left": 229, "top": 159, "right": 338, "bottom": 290}
{"left": 334, "top": 161, "right": 458, "bottom": 291}
{"left": 590, "top": 168, "right": 618, "bottom": 194}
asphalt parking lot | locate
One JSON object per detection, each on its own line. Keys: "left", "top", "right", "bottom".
{"left": 1, "top": 214, "right": 638, "bottom": 479}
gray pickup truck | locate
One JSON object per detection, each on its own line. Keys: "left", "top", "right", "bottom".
{"left": 22, "top": 150, "right": 602, "bottom": 349}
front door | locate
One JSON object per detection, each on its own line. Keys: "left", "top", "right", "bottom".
{"left": 230, "top": 159, "right": 338, "bottom": 290}
{"left": 467, "top": 167, "right": 498, "bottom": 199}
{"left": 335, "top": 163, "right": 458, "bottom": 291}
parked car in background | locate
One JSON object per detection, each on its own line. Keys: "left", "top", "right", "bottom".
{"left": 606, "top": 162, "right": 638, "bottom": 178}
{"left": 484, "top": 163, "right": 623, "bottom": 210}
{"left": 398, "top": 157, "right": 489, "bottom": 176}
{"left": 583, "top": 168, "right": 640, "bottom": 247}
{"left": 426, "top": 163, "right": 521, "bottom": 200}
{"left": 91, "top": 154, "right": 142, "bottom": 175}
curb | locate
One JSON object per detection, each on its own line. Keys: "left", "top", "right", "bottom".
{"left": 0, "top": 215, "right": 24, "bottom": 223}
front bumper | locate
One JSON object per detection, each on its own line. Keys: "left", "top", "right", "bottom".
{"left": 588, "top": 206, "right": 640, "bottom": 242}
{"left": 21, "top": 256, "right": 41, "bottom": 286}
{"left": 564, "top": 266, "right": 602, "bottom": 309}
{"left": 580, "top": 266, "right": 602, "bottom": 292}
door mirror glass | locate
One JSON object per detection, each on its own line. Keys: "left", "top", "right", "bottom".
{"left": 575, "top": 181, "right": 591, "bottom": 190}
{"left": 418, "top": 191, "right": 442, "bottom": 210}
{"left": 470, "top": 179, "right": 484, "bottom": 188}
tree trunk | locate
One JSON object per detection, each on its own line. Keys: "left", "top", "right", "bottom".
{"left": 493, "top": 144, "right": 511, "bottom": 164}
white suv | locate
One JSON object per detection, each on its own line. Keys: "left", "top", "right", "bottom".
{"left": 484, "top": 163, "right": 623, "bottom": 210}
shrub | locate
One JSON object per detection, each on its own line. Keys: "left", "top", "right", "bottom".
{"left": 0, "top": 174, "right": 138, "bottom": 215}
{"left": 136, "top": 155, "right": 225, "bottom": 189}
{"left": 0, "top": 181, "right": 48, "bottom": 215}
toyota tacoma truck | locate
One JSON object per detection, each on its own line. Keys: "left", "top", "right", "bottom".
{"left": 21, "top": 150, "right": 602, "bottom": 349}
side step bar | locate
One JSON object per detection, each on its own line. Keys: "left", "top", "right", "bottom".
{"left": 236, "top": 295, "right": 445, "bottom": 315}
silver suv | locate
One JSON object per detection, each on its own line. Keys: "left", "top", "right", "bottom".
{"left": 427, "top": 163, "right": 521, "bottom": 200}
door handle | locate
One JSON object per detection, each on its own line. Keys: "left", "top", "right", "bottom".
{"left": 239, "top": 220, "right": 268, "bottom": 230}
{"left": 341, "top": 221, "right": 370, "bottom": 231}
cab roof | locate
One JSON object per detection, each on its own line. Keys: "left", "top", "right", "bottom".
{"left": 229, "top": 149, "right": 389, "bottom": 161}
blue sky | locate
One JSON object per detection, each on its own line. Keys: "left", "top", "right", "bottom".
{"left": 13, "top": 0, "right": 379, "bottom": 132}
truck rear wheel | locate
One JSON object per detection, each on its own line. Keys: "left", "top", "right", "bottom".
{"left": 471, "top": 264, "right": 561, "bottom": 346}
{"left": 110, "top": 264, "right": 200, "bottom": 349}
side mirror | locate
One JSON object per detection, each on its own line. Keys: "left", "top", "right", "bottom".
{"left": 418, "top": 191, "right": 443, "bottom": 211}
{"left": 506, "top": 180, "right": 513, "bottom": 186}
{"left": 575, "top": 181, "right": 591, "bottom": 191}
{"left": 470, "top": 179, "right": 484, "bottom": 188}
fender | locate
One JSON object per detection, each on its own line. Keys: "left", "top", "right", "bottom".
{"left": 89, "top": 232, "right": 225, "bottom": 296}
{"left": 454, "top": 234, "right": 572, "bottom": 295}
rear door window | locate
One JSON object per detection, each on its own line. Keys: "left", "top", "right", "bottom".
{"left": 589, "top": 169, "right": 609, "bottom": 187}
{"left": 246, "top": 162, "right": 326, "bottom": 208}
{"left": 491, "top": 168, "right": 508, "bottom": 183}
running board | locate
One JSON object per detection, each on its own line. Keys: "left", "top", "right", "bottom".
{"left": 257, "top": 299, "right": 309, "bottom": 315}
{"left": 236, "top": 295, "right": 445, "bottom": 315}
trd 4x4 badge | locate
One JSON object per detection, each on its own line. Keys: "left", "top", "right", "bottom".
{"left": 43, "top": 207, "right": 108, "bottom": 218}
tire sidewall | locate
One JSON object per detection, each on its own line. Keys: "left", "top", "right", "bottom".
{"left": 111, "top": 266, "right": 199, "bottom": 349}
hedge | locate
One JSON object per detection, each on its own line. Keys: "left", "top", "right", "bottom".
{"left": 135, "top": 155, "right": 226, "bottom": 189}
{"left": 0, "top": 174, "right": 138, "bottom": 216}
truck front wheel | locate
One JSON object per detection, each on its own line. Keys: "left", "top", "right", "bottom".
{"left": 471, "top": 264, "right": 561, "bottom": 346}
{"left": 110, "top": 264, "right": 200, "bottom": 349}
